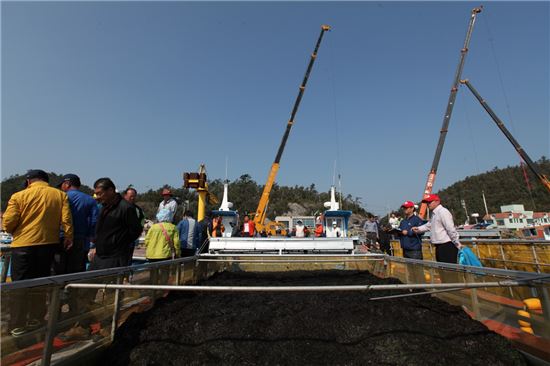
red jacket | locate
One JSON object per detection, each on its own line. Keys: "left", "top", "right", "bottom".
{"left": 240, "top": 221, "right": 255, "bottom": 237}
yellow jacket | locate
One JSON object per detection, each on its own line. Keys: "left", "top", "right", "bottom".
{"left": 3, "top": 181, "right": 73, "bottom": 247}
{"left": 144, "top": 222, "right": 180, "bottom": 259}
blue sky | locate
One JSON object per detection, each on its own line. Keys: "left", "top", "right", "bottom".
{"left": 2, "top": 1, "right": 549, "bottom": 215}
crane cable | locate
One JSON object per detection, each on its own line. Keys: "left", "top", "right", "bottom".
{"left": 481, "top": 14, "right": 537, "bottom": 209}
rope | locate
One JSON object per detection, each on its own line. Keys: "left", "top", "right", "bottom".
{"left": 481, "top": 15, "right": 536, "bottom": 207}
{"left": 481, "top": 14, "right": 516, "bottom": 134}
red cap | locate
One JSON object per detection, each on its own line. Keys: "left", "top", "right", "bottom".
{"left": 401, "top": 201, "right": 415, "bottom": 208}
{"left": 422, "top": 194, "right": 440, "bottom": 203}
{"left": 161, "top": 188, "right": 172, "bottom": 196}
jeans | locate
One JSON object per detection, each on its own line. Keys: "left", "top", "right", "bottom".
{"left": 403, "top": 249, "right": 423, "bottom": 260}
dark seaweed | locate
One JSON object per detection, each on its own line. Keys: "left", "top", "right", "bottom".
{"left": 103, "top": 270, "right": 526, "bottom": 366}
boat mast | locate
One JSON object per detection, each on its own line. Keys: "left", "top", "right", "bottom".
{"left": 460, "top": 78, "right": 550, "bottom": 193}
{"left": 419, "top": 6, "right": 482, "bottom": 219}
{"left": 254, "top": 25, "right": 331, "bottom": 228}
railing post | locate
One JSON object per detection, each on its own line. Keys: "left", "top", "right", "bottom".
{"left": 465, "top": 272, "right": 481, "bottom": 320}
{"left": 536, "top": 285, "right": 550, "bottom": 338}
{"left": 530, "top": 243, "right": 541, "bottom": 273}
{"left": 473, "top": 241, "right": 481, "bottom": 258}
{"left": 175, "top": 262, "right": 181, "bottom": 286}
{"left": 41, "top": 286, "right": 61, "bottom": 366}
{"left": 499, "top": 244, "right": 508, "bottom": 270}
{"left": 110, "top": 274, "right": 123, "bottom": 341}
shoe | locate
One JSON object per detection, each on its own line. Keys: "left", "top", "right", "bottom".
{"left": 10, "top": 326, "right": 28, "bottom": 337}
{"left": 26, "top": 319, "right": 42, "bottom": 330}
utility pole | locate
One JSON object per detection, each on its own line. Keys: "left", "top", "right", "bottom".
{"left": 482, "top": 190, "right": 489, "bottom": 217}
{"left": 461, "top": 199, "right": 469, "bottom": 225}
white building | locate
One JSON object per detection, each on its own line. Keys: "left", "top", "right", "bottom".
{"left": 483, "top": 204, "right": 550, "bottom": 230}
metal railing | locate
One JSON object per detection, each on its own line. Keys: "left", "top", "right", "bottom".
{"left": 390, "top": 239, "right": 550, "bottom": 273}
{"left": 1, "top": 253, "right": 550, "bottom": 365}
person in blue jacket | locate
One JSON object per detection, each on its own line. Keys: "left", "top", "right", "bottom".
{"left": 56, "top": 173, "right": 99, "bottom": 274}
{"left": 398, "top": 201, "right": 425, "bottom": 260}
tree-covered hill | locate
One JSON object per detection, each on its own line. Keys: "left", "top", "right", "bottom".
{"left": 436, "top": 157, "right": 550, "bottom": 225}
{"left": 2, "top": 158, "right": 549, "bottom": 226}
{"left": 134, "top": 174, "right": 369, "bottom": 223}
{"left": 1, "top": 172, "right": 368, "bottom": 223}
{"left": 1, "top": 173, "right": 93, "bottom": 211}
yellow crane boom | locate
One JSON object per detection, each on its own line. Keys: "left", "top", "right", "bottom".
{"left": 254, "top": 25, "right": 331, "bottom": 232}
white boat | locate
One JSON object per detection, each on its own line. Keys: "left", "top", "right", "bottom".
{"left": 208, "top": 186, "right": 357, "bottom": 254}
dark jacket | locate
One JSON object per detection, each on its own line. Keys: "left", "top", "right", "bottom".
{"left": 95, "top": 194, "right": 142, "bottom": 257}
{"left": 398, "top": 214, "right": 426, "bottom": 251}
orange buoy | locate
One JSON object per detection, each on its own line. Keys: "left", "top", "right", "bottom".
{"left": 424, "top": 272, "right": 432, "bottom": 282}
{"left": 520, "top": 326, "right": 534, "bottom": 335}
{"left": 523, "top": 298, "right": 542, "bottom": 311}
{"left": 516, "top": 309, "right": 531, "bottom": 328}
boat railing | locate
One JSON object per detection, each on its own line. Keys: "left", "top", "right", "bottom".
{"left": 0, "top": 254, "right": 549, "bottom": 365}
{"left": 390, "top": 239, "right": 550, "bottom": 274}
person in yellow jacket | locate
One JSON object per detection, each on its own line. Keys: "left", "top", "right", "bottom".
{"left": 2, "top": 169, "right": 73, "bottom": 337}
{"left": 145, "top": 209, "right": 180, "bottom": 261}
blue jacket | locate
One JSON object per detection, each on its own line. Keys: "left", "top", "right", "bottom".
{"left": 177, "top": 218, "right": 190, "bottom": 250}
{"left": 398, "top": 214, "right": 425, "bottom": 251}
{"left": 66, "top": 189, "right": 99, "bottom": 240}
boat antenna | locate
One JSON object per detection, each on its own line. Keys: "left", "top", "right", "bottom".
{"left": 338, "top": 173, "right": 343, "bottom": 209}
{"left": 332, "top": 160, "right": 337, "bottom": 186}
{"left": 225, "top": 156, "right": 229, "bottom": 183}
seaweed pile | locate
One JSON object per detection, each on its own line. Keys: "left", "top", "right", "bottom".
{"left": 104, "top": 270, "right": 526, "bottom": 365}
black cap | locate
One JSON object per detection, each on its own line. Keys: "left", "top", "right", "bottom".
{"left": 25, "top": 169, "right": 49, "bottom": 183}
{"left": 58, "top": 174, "right": 81, "bottom": 187}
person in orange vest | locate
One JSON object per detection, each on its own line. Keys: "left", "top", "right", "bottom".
{"left": 314, "top": 215, "right": 325, "bottom": 237}
{"left": 211, "top": 215, "right": 225, "bottom": 238}
{"left": 240, "top": 215, "right": 255, "bottom": 237}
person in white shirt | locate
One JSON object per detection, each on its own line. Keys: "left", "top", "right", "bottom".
{"left": 389, "top": 213, "right": 400, "bottom": 230}
{"left": 293, "top": 220, "right": 309, "bottom": 238}
{"left": 157, "top": 188, "right": 178, "bottom": 223}
{"left": 412, "top": 194, "right": 462, "bottom": 263}
{"left": 326, "top": 221, "right": 342, "bottom": 238}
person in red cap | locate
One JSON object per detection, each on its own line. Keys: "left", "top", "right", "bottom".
{"left": 157, "top": 187, "right": 177, "bottom": 223}
{"left": 397, "top": 201, "right": 426, "bottom": 260}
{"left": 412, "top": 194, "right": 462, "bottom": 264}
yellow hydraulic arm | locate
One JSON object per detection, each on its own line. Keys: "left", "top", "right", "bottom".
{"left": 253, "top": 25, "right": 331, "bottom": 230}
{"left": 184, "top": 164, "right": 219, "bottom": 221}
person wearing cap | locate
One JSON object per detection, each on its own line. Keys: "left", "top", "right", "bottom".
{"left": 326, "top": 221, "right": 342, "bottom": 238}
{"left": 157, "top": 188, "right": 178, "bottom": 223}
{"left": 412, "top": 194, "right": 462, "bottom": 263}
{"left": 55, "top": 174, "right": 99, "bottom": 275}
{"left": 398, "top": 201, "right": 425, "bottom": 260}
{"left": 2, "top": 169, "right": 73, "bottom": 336}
